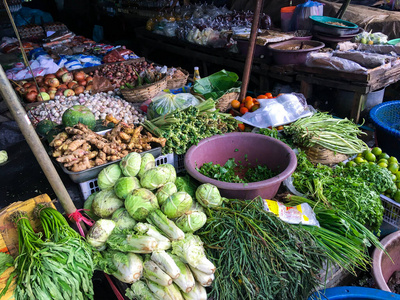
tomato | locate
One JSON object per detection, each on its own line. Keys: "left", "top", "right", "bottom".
{"left": 245, "top": 99, "right": 254, "bottom": 110}
{"left": 231, "top": 99, "right": 241, "bottom": 109}
{"left": 240, "top": 107, "right": 249, "bottom": 115}
{"left": 240, "top": 102, "right": 245, "bottom": 108}
{"left": 276, "top": 125, "right": 284, "bottom": 130}
{"left": 277, "top": 93, "right": 284, "bottom": 97}
{"left": 265, "top": 92, "right": 273, "bottom": 98}
{"left": 238, "top": 123, "right": 245, "bottom": 131}
{"left": 245, "top": 96, "right": 253, "bottom": 102}
{"left": 251, "top": 105, "right": 259, "bottom": 112}
{"left": 257, "top": 95, "right": 268, "bottom": 99}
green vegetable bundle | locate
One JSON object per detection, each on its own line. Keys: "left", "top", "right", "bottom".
{"left": 143, "top": 99, "right": 238, "bottom": 154}
{"left": 0, "top": 205, "right": 94, "bottom": 300}
{"left": 292, "top": 152, "right": 389, "bottom": 232}
{"left": 198, "top": 198, "right": 326, "bottom": 300}
{"left": 284, "top": 112, "right": 368, "bottom": 155}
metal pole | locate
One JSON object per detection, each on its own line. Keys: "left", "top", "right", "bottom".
{"left": 0, "top": 65, "right": 78, "bottom": 216}
{"left": 238, "top": 0, "right": 264, "bottom": 101}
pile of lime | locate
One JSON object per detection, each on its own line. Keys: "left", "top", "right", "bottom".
{"left": 346, "top": 147, "right": 400, "bottom": 201}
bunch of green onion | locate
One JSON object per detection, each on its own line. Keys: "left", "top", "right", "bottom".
{"left": 0, "top": 204, "right": 94, "bottom": 300}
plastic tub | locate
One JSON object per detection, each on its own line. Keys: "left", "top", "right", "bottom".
{"left": 308, "top": 286, "right": 400, "bottom": 299}
{"left": 281, "top": 6, "right": 296, "bottom": 32}
{"left": 372, "top": 231, "right": 400, "bottom": 292}
{"left": 236, "top": 39, "right": 269, "bottom": 59}
{"left": 268, "top": 40, "right": 325, "bottom": 65}
{"left": 184, "top": 132, "right": 297, "bottom": 200}
{"left": 369, "top": 100, "right": 400, "bottom": 157}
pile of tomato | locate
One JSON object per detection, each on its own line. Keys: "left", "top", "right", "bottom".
{"left": 231, "top": 93, "right": 276, "bottom": 115}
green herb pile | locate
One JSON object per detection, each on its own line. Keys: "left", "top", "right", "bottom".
{"left": 143, "top": 99, "right": 238, "bottom": 154}
{"left": 197, "top": 157, "right": 277, "bottom": 183}
{"left": 284, "top": 112, "right": 368, "bottom": 155}
{"left": 0, "top": 205, "right": 94, "bottom": 300}
{"left": 292, "top": 152, "right": 392, "bottom": 232}
{"left": 258, "top": 127, "right": 294, "bottom": 148}
{"left": 198, "top": 198, "right": 326, "bottom": 300}
{"left": 286, "top": 195, "right": 386, "bottom": 275}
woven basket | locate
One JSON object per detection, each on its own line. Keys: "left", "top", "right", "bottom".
{"left": 121, "top": 76, "right": 167, "bottom": 103}
{"left": 216, "top": 92, "right": 240, "bottom": 112}
{"left": 305, "top": 145, "right": 348, "bottom": 166}
{"left": 166, "top": 68, "right": 189, "bottom": 90}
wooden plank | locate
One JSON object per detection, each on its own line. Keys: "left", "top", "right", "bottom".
{"left": 296, "top": 74, "right": 370, "bottom": 93}
{"left": 295, "top": 64, "right": 369, "bottom": 82}
{"left": 300, "top": 80, "right": 313, "bottom": 98}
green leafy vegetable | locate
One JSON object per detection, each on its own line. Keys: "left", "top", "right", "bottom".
{"left": 0, "top": 252, "right": 13, "bottom": 276}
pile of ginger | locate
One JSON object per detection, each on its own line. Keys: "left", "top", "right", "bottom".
{"left": 50, "top": 115, "right": 166, "bottom": 172}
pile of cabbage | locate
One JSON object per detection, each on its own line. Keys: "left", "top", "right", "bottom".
{"left": 84, "top": 152, "right": 223, "bottom": 300}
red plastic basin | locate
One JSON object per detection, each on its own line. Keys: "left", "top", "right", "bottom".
{"left": 184, "top": 132, "right": 297, "bottom": 200}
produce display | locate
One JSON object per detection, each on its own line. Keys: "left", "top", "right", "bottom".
{"left": 90, "top": 61, "right": 162, "bottom": 89}
{"left": 28, "top": 91, "right": 146, "bottom": 125}
{"left": 0, "top": 205, "right": 95, "bottom": 299}
{"left": 344, "top": 147, "right": 400, "bottom": 201}
{"left": 284, "top": 112, "right": 369, "bottom": 155}
{"left": 82, "top": 153, "right": 217, "bottom": 299}
{"left": 147, "top": 5, "right": 272, "bottom": 48}
{"left": 50, "top": 119, "right": 166, "bottom": 172}
{"left": 143, "top": 99, "right": 239, "bottom": 154}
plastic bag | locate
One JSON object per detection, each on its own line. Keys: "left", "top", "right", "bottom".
{"left": 305, "top": 52, "right": 368, "bottom": 74}
{"left": 234, "top": 93, "right": 314, "bottom": 128}
{"left": 291, "top": 0, "right": 323, "bottom": 31}
{"left": 147, "top": 93, "right": 201, "bottom": 119}
{"left": 263, "top": 199, "right": 319, "bottom": 227}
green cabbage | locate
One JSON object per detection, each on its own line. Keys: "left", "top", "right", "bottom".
{"left": 158, "top": 164, "right": 176, "bottom": 183}
{"left": 114, "top": 176, "right": 141, "bottom": 199}
{"left": 156, "top": 182, "right": 178, "bottom": 206}
{"left": 161, "top": 192, "right": 192, "bottom": 219}
{"left": 125, "top": 188, "right": 159, "bottom": 221}
{"left": 138, "top": 153, "right": 156, "bottom": 178}
{"left": 175, "top": 211, "right": 207, "bottom": 233}
{"left": 83, "top": 191, "right": 100, "bottom": 221}
{"left": 98, "top": 164, "right": 122, "bottom": 190}
{"left": 120, "top": 152, "right": 141, "bottom": 177}
{"left": 195, "top": 183, "right": 222, "bottom": 208}
{"left": 92, "top": 190, "right": 124, "bottom": 218}
{"left": 140, "top": 167, "right": 171, "bottom": 190}
{"left": 112, "top": 208, "right": 137, "bottom": 231}
{"left": 87, "top": 219, "right": 116, "bottom": 250}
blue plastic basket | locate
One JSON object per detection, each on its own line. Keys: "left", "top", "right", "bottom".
{"left": 308, "top": 286, "right": 400, "bottom": 299}
{"left": 370, "top": 100, "right": 400, "bottom": 156}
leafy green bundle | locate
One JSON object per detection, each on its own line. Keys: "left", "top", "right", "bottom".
{"left": 143, "top": 99, "right": 238, "bottom": 154}
{"left": 292, "top": 152, "right": 392, "bottom": 231}
{"left": 0, "top": 205, "right": 95, "bottom": 300}
{"left": 198, "top": 198, "right": 326, "bottom": 300}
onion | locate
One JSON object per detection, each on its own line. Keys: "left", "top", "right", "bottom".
{"left": 74, "top": 86, "right": 85, "bottom": 95}
{"left": 67, "top": 81, "right": 78, "bottom": 89}
{"left": 62, "top": 72, "right": 73, "bottom": 83}
{"left": 78, "top": 80, "right": 87, "bottom": 86}
{"left": 25, "top": 91, "right": 38, "bottom": 103}
{"left": 58, "top": 84, "right": 68, "bottom": 90}
{"left": 86, "top": 76, "right": 93, "bottom": 83}
{"left": 37, "top": 92, "right": 50, "bottom": 102}
{"left": 56, "top": 67, "right": 68, "bottom": 78}
{"left": 44, "top": 74, "right": 56, "bottom": 81}
{"left": 49, "top": 90, "right": 56, "bottom": 100}
{"left": 64, "top": 89, "right": 75, "bottom": 97}
{"left": 35, "top": 76, "right": 44, "bottom": 83}
{"left": 55, "top": 89, "right": 66, "bottom": 97}
{"left": 48, "top": 78, "right": 60, "bottom": 88}
{"left": 74, "top": 71, "right": 86, "bottom": 82}
{"left": 85, "top": 84, "right": 93, "bottom": 92}
{"left": 27, "top": 86, "right": 38, "bottom": 93}
{"left": 39, "top": 87, "right": 47, "bottom": 93}
{"left": 48, "top": 86, "right": 57, "bottom": 92}
{"left": 23, "top": 82, "right": 33, "bottom": 89}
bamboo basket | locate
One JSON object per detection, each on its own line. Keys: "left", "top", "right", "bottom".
{"left": 166, "top": 68, "right": 189, "bottom": 90}
{"left": 305, "top": 145, "right": 349, "bottom": 166}
{"left": 216, "top": 92, "right": 240, "bottom": 112}
{"left": 120, "top": 75, "right": 167, "bottom": 103}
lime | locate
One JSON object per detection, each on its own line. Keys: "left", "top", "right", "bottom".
{"left": 357, "top": 153, "right": 363, "bottom": 158}
{"left": 354, "top": 157, "right": 365, "bottom": 164}
{"left": 396, "top": 172, "right": 400, "bottom": 180}
{"left": 392, "top": 174, "right": 398, "bottom": 181}
{"left": 371, "top": 147, "right": 382, "bottom": 156}
{"left": 362, "top": 149, "right": 371, "bottom": 158}
{"left": 364, "top": 152, "right": 376, "bottom": 162}
{"left": 378, "top": 162, "right": 388, "bottom": 168}
{"left": 378, "top": 158, "right": 388, "bottom": 165}
{"left": 388, "top": 156, "right": 399, "bottom": 164}
{"left": 378, "top": 153, "right": 390, "bottom": 160}
{"left": 397, "top": 181, "right": 400, "bottom": 189}
{"left": 369, "top": 161, "right": 375, "bottom": 165}
{"left": 388, "top": 163, "right": 399, "bottom": 174}
{"left": 338, "top": 162, "right": 345, "bottom": 167}
{"left": 346, "top": 161, "right": 357, "bottom": 167}
{"left": 394, "top": 190, "right": 400, "bottom": 203}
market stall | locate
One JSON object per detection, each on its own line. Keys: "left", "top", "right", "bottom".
{"left": 2, "top": 1, "right": 400, "bottom": 300}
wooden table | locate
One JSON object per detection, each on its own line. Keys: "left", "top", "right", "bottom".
{"left": 295, "top": 62, "right": 400, "bottom": 123}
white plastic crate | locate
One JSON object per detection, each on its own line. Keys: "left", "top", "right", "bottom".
{"left": 380, "top": 194, "right": 400, "bottom": 229}
{"left": 79, "top": 154, "right": 176, "bottom": 200}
